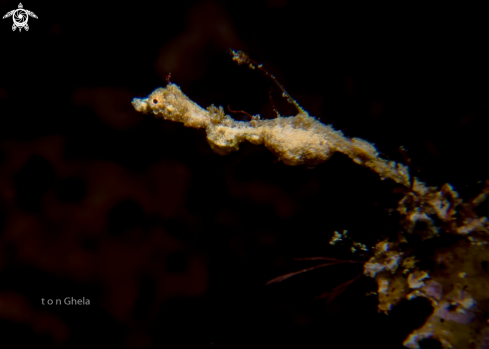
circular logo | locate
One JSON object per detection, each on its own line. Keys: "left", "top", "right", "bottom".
{"left": 12, "top": 9, "right": 28, "bottom": 27}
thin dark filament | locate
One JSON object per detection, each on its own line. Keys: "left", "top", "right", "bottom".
{"left": 266, "top": 257, "right": 364, "bottom": 285}
{"left": 227, "top": 105, "right": 255, "bottom": 120}
{"left": 315, "top": 274, "right": 362, "bottom": 304}
{"left": 229, "top": 49, "right": 306, "bottom": 115}
{"left": 269, "top": 88, "right": 280, "bottom": 118}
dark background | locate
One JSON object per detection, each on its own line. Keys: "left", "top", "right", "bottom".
{"left": 0, "top": 1, "right": 488, "bottom": 348}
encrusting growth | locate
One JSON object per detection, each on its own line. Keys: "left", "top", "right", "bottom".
{"left": 133, "top": 51, "right": 489, "bottom": 349}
